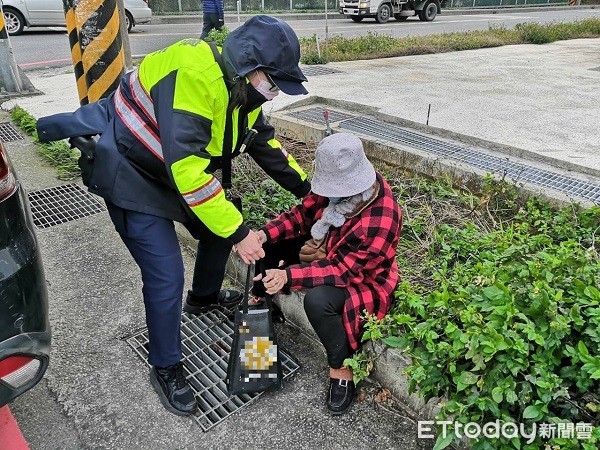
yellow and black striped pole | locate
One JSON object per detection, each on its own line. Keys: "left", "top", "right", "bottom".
{"left": 73, "top": 0, "right": 125, "bottom": 104}
{"left": 63, "top": 0, "right": 88, "bottom": 105}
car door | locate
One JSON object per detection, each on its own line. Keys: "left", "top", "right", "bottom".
{"left": 25, "top": 0, "right": 65, "bottom": 25}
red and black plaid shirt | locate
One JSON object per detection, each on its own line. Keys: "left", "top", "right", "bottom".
{"left": 263, "top": 173, "right": 402, "bottom": 350}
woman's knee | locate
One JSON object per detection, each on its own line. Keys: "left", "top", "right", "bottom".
{"left": 303, "top": 286, "right": 334, "bottom": 319}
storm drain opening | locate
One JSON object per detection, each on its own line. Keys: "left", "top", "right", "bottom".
{"left": 126, "top": 308, "right": 301, "bottom": 432}
{"left": 0, "top": 122, "right": 25, "bottom": 142}
{"left": 286, "top": 107, "right": 356, "bottom": 125}
{"left": 339, "top": 117, "right": 600, "bottom": 205}
{"left": 28, "top": 184, "right": 106, "bottom": 229}
{"left": 301, "top": 66, "right": 343, "bottom": 77}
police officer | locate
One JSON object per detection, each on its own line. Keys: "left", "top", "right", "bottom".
{"left": 37, "top": 15, "right": 310, "bottom": 416}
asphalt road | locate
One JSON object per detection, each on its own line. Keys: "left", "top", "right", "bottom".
{"left": 11, "top": 8, "right": 600, "bottom": 71}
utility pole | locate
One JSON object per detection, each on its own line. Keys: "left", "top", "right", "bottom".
{"left": 0, "top": 1, "right": 36, "bottom": 97}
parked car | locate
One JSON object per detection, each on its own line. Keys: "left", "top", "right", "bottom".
{"left": 2, "top": 0, "right": 152, "bottom": 36}
{"left": 0, "top": 140, "right": 50, "bottom": 407}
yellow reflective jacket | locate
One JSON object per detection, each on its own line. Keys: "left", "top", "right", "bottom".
{"left": 117, "top": 39, "right": 310, "bottom": 242}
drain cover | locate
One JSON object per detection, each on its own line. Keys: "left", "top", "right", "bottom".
{"left": 287, "top": 107, "right": 356, "bottom": 125}
{"left": 339, "top": 116, "right": 600, "bottom": 205}
{"left": 28, "top": 184, "right": 105, "bottom": 229}
{"left": 301, "top": 66, "right": 342, "bottom": 77}
{"left": 126, "top": 309, "right": 300, "bottom": 431}
{"left": 0, "top": 122, "right": 25, "bottom": 142}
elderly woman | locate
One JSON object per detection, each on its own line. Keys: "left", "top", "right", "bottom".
{"left": 253, "top": 133, "right": 402, "bottom": 415}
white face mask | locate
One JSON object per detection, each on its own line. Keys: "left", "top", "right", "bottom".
{"left": 255, "top": 79, "right": 280, "bottom": 101}
{"left": 251, "top": 71, "right": 280, "bottom": 101}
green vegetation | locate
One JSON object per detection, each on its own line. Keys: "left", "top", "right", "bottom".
{"left": 10, "top": 106, "right": 81, "bottom": 180}
{"left": 300, "top": 18, "right": 600, "bottom": 63}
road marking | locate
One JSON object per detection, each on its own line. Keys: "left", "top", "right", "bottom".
{"left": 0, "top": 406, "right": 29, "bottom": 450}
{"left": 20, "top": 58, "right": 72, "bottom": 67}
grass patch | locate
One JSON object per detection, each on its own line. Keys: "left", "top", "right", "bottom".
{"left": 300, "top": 18, "right": 600, "bottom": 63}
{"left": 10, "top": 106, "right": 81, "bottom": 180}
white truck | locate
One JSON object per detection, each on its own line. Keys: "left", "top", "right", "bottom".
{"left": 339, "top": 0, "right": 441, "bottom": 23}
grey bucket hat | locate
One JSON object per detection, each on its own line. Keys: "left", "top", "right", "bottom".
{"left": 311, "top": 133, "right": 376, "bottom": 198}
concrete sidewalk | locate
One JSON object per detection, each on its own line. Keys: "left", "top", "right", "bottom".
{"left": 8, "top": 38, "right": 600, "bottom": 177}
{"left": 1, "top": 32, "right": 600, "bottom": 449}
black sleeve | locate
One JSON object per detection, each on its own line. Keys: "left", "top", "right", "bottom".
{"left": 245, "top": 110, "right": 311, "bottom": 199}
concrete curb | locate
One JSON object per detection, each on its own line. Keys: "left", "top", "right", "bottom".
{"left": 268, "top": 96, "right": 600, "bottom": 207}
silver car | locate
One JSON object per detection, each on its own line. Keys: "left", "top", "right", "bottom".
{"left": 2, "top": 0, "right": 152, "bottom": 36}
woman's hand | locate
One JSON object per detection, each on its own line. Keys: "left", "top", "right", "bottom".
{"left": 254, "top": 268, "right": 288, "bottom": 295}
{"left": 256, "top": 229, "right": 267, "bottom": 245}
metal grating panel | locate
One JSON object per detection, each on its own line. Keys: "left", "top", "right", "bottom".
{"left": 0, "top": 122, "right": 25, "bottom": 142}
{"left": 126, "top": 308, "right": 300, "bottom": 432}
{"left": 28, "top": 184, "right": 105, "bottom": 229}
{"left": 286, "top": 107, "right": 356, "bottom": 125}
{"left": 301, "top": 66, "right": 342, "bottom": 77}
{"left": 339, "top": 117, "right": 600, "bottom": 204}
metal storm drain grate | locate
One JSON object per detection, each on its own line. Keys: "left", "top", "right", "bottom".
{"left": 340, "top": 117, "right": 600, "bottom": 204}
{"left": 0, "top": 122, "right": 25, "bottom": 142}
{"left": 301, "top": 66, "right": 342, "bottom": 77}
{"left": 286, "top": 107, "right": 356, "bottom": 125}
{"left": 28, "top": 184, "right": 105, "bottom": 229}
{"left": 126, "top": 309, "right": 301, "bottom": 431}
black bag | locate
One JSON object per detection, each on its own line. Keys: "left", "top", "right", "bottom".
{"left": 226, "top": 262, "right": 282, "bottom": 396}
{"left": 69, "top": 136, "right": 96, "bottom": 187}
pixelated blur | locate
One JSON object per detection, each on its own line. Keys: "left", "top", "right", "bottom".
{"left": 239, "top": 336, "right": 278, "bottom": 381}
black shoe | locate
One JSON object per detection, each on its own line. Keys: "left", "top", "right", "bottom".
{"left": 149, "top": 362, "right": 197, "bottom": 416}
{"left": 326, "top": 378, "right": 355, "bottom": 415}
{"left": 183, "top": 289, "right": 243, "bottom": 314}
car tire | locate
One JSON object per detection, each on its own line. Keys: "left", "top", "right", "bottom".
{"left": 394, "top": 14, "right": 408, "bottom": 21}
{"left": 350, "top": 16, "right": 363, "bottom": 23}
{"left": 125, "top": 11, "right": 133, "bottom": 32}
{"left": 375, "top": 3, "right": 391, "bottom": 24}
{"left": 3, "top": 7, "right": 26, "bottom": 36}
{"left": 418, "top": 1, "right": 437, "bottom": 21}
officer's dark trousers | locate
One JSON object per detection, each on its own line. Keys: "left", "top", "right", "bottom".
{"left": 188, "top": 220, "right": 233, "bottom": 298}
{"left": 107, "top": 202, "right": 184, "bottom": 368}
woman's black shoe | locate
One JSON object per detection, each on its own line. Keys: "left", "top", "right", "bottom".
{"left": 184, "top": 289, "right": 243, "bottom": 314}
{"left": 326, "top": 377, "right": 355, "bottom": 415}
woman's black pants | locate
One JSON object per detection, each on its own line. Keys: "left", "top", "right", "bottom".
{"left": 253, "top": 236, "right": 351, "bottom": 369}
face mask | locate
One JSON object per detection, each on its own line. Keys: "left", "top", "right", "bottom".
{"left": 255, "top": 79, "right": 280, "bottom": 101}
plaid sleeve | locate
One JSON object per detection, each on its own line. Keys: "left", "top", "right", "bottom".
{"left": 286, "top": 196, "right": 402, "bottom": 290}
{"left": 262, "top": 193, "right": 325, "bottom": 243}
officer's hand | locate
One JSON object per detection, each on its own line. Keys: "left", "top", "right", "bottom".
{"left": 235, "top": 230, "right": 265, "bottom": 264}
